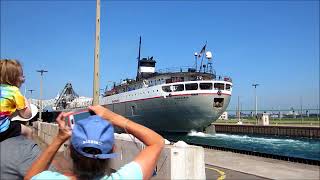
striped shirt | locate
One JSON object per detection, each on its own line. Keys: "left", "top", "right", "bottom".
{"left": 0, "top": 84, "right": 26, "bottom": 132}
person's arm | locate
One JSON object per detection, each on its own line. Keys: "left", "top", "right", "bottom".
{"left": 24, "top": 113, "right": 71, "bottom": 180}
{"left": 89, "top": 106, "right": 165, "bottom": 180}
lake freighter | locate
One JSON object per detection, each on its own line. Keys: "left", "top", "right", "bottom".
{"left": 43, "top": 39, "right": 232, "bottom": 132}
{"left": 98, "top": 39, "right": 232, "bottom": 132}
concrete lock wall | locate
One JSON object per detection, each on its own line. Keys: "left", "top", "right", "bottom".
{"left": 32, "top": 121, "right": 205, "bottom": 179}
{"left": 214, "top": 124, "right": 320, "bottom": 138}
{"left": 33, "top": 121, "right": 67, "bottom": 152}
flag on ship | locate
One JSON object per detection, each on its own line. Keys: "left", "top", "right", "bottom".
{"left": 198, "top": 44, "right": 206, "bottom": 58}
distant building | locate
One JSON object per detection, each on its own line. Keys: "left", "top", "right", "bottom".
{"left": 258, "top": 113, "right": 269, "bottom": 125}
{"left": 270, "top": 112, "right": 282, "bottom": 119}
{"left": 285, "top": 110, "right": 299, "bottom": 118}
{"left": 270, "top": 114, "right": 278, "bottom": 118}
{"left": 219, "top": 112, "right": 228, "bottom": 120}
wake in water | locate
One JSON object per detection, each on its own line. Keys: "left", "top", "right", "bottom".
{"left": 183, "top": 130, "right": 320, "bottom": 160}
{"left": 188, "top": 130, "right": 308, "bottom": 145}
{"left": 214, "top": 133, "right": 310, "bottom": 145}
{"left": 187, "top": 130, "right": 215, "bottom": 137}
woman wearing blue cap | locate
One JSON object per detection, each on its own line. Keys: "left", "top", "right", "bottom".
{"left": 24, "top": 105, "right": 164, "bottom": 180}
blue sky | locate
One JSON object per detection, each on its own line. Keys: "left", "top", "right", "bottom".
{"left": 1, "top": 0, "right": 319, "bottom": 111}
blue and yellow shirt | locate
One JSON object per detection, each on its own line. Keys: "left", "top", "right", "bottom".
{"left": 0, "top": 84, "right": 26, "bottom": 132}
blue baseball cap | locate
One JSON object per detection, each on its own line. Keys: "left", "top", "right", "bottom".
{"left": 71, "top": 115, "right": 117, "bottom": 159}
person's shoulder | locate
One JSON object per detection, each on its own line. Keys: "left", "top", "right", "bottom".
{"left": 1, "top": 135, "right": 37, "bottom": 147}
{"left": 1, "top": 136, "right": 41, "bottom": 179}
{"left": 0, "top": 84, "right": 18, "bottom": 89}
{"left": 2, "top": 135, "right": 27, "bottom": 141}
{"left": 105, "top": 161, "right": 143, "bottom": 180}
{"left": 10, "top": 85, "right": 20, "bottom": 92}
{"left": 0, "top": 84, "right": 20, "bottom": 93}
{"left": 17, "top": 136, "right": 39, "bottom": 150}
{"left": 31, "top": 171, "right": 69, "bottom": 180}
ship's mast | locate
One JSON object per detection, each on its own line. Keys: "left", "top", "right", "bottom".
{"left": 138, "top": 36, "right": 141, "bottom": 62}
{"left": 136, "top": 36, "right": 142, "bottom": 81}
{"left": 199, "top": 41, "right": 207, "bottom": 73}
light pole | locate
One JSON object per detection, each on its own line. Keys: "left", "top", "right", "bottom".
{"left": 37, "top": 70, "right": 48, "bottom": 121}
{"left": 252, "top": 83, "right": 259, "bottom": 124}
{"left": 93, "top": 0, "right": 101, "bottom": 105}
{"left": 28, "top": 89, "right": 35, "bottom": 102}
{"left": 300, "top": 96, "right": 303, "bottom": 124}
{"left": 237, "top": 96, "right": 241, "bottom": 121}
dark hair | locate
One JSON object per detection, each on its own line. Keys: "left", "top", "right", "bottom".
{"left": 0, "top": 59, "right": 23, "bottom": 87}
{"left": 70, "top": 145, "right": 111, "bottom": 180}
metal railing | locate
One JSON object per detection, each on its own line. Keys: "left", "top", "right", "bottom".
{"left": 156, "top": 66, "right": 232, "bottom": 82}
{"left": 157, "top": 66, "right": 214, "bottom": 74}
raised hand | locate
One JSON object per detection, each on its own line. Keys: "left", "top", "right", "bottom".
{"left": 55, "top": 112, "right": 72, "bottom": 142}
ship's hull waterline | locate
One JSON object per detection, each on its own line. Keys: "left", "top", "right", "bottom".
{"left": 104, "top": 93, "right": 231, "bottom": 132}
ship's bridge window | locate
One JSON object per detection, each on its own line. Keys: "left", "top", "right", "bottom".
{"left": 171, "top": 84, "right": 184, "bottom": 92}
{"left": 214, "top": 83, "right": 224, "bottom": 90}
{"left": 226, "top": 84, "right": 232, "bottom": 91}
{"left": 162, "top": 86, "right": 172, "bottom": 92}
{"left": 200, "top": 83, "right": 213, "bottom": 90}
{"left": 185, "top": 83, "right": 198, "bottom": 90}
{"left": 139, "top": 61, "right": 155, "bottom": 67}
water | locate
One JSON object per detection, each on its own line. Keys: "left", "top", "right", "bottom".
{"left": 164, "top": 131, "right": 320, "bottom": 161}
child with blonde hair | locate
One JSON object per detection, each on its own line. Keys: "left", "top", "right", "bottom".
{"left": 0, "top": 59, "right": 33, "bottom": 141}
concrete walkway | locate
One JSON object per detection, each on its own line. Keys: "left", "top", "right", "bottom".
{"left": 205, "top": 164, "right": 269, "bottom": 180}
{"left": 205, "top": 149, "right": 320, "bottom": 180}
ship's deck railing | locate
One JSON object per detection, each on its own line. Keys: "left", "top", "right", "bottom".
{"left": 157, "top": 66, "right": 215, "bottom": 74}
{"left": 156, "top": 66, "right": 232, "bottom": 82}
{"left": 214, "top": 75, "right": 232, "bottom": 82}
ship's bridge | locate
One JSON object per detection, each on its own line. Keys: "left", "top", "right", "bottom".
{"left": 160, "top": 80, "right": 232, "bottom": 109}
{"left": 161, "top": 80, "right": 232, "bottom": 94}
